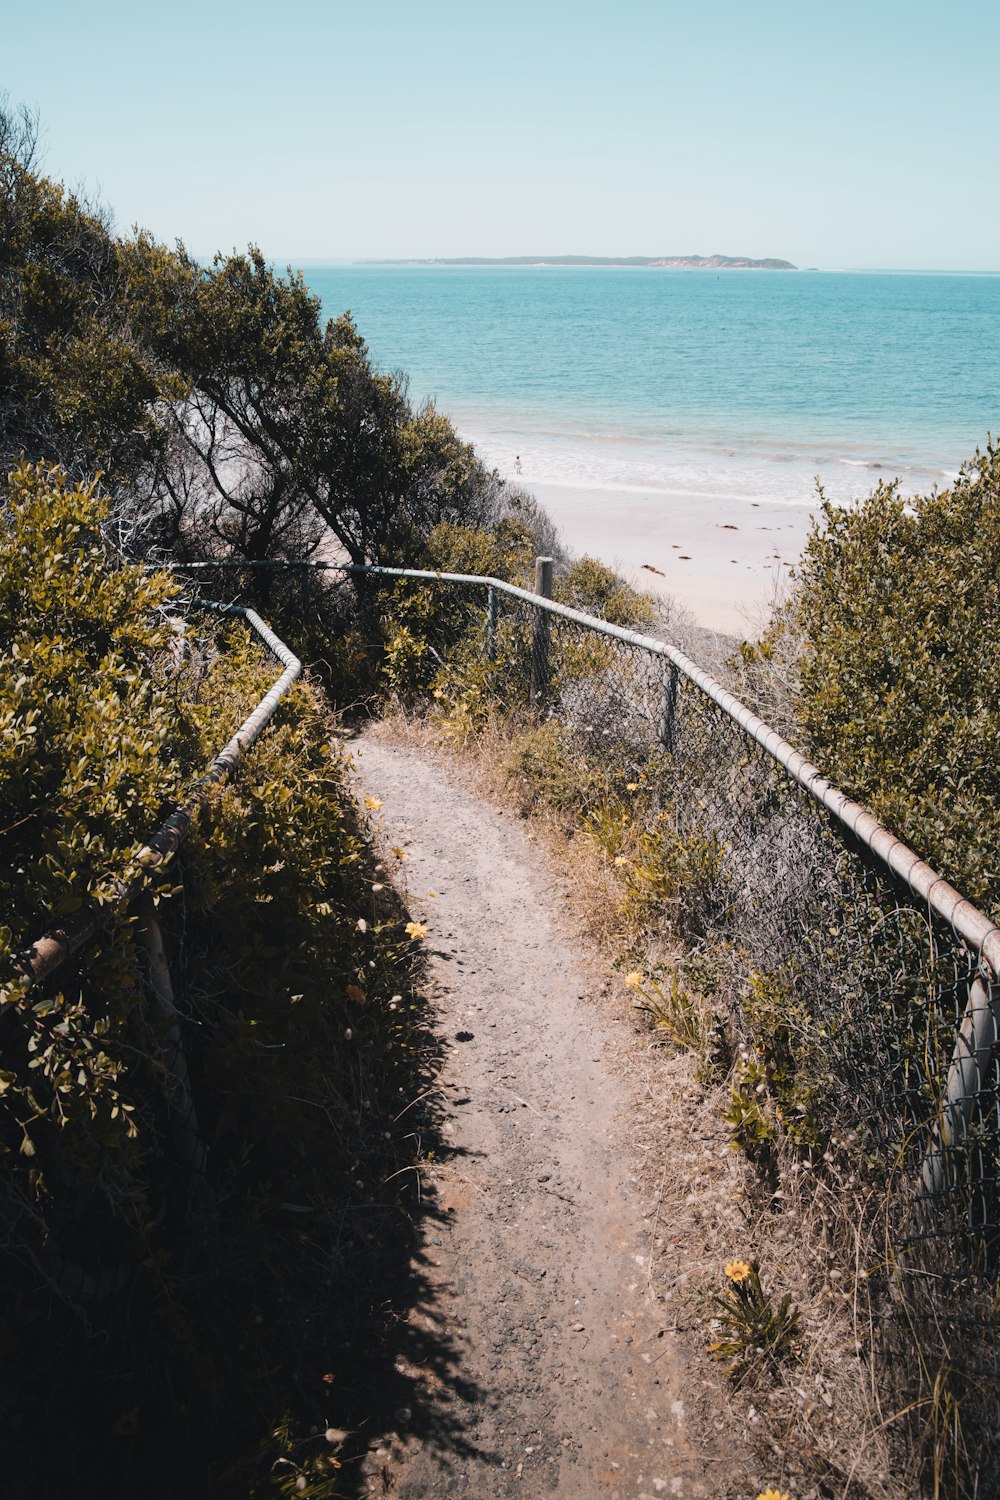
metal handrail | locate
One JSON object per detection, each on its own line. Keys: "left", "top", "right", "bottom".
{"left": 180, "top": 559, "right": 1000, "bottom": 979}
{"left": 10, "top": 602, "right": 301, "bottom": 996}
{"left": 182, "top": 557, "right": 1000, "bottom": 1193}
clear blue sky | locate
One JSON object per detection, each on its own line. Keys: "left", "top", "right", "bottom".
{"left": 5, "top": 0, "right": 998, "bottom": 269}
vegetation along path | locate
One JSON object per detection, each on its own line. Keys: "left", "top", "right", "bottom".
{"left": 353, "top": 730, "right": 713, "bottom": 1500}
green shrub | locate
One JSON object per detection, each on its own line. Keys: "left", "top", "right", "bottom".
{"left": 504, "top": 720, "right": 607, "bottom": 817}
{"left": 618, "top": 811, "right": 723, "bottom": 940}
{"left": 0, "top": 463, "right": 428, "bottom": 1494}
{"left": 377, "top": 518, "right": 541, "bottom": 705}
{"left": 722, "top": 1057, "right": 776, "bottom": 1153}
{"left": 794, "top": 445, "right": 1000, "bottom": 917}
{"left": 554, "top": 554, "right": 655, "bottom": 629}
{"left": 421, "top": 516, "right": 538, "bottom": 582}
{"left": 738, "top": 968, "right": 829, "bottom": 1151}
{"left": 0, "top": 464, "right": 194, "bottom": 1199}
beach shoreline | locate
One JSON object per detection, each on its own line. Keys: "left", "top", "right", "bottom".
{"left": 513, "top": 477, "right": 817, "bottom": 637}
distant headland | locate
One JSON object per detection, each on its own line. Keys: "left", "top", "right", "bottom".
{"left": 364, "top": 254, "right": 797, "bottom": 270}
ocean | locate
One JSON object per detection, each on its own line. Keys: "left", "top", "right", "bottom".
{"left": 301, "top": 264, "right": 1000, "bottom": 509}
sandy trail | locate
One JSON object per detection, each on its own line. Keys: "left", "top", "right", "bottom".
{"left": 353, "top": 733, "right": 708, "bottom": 1500}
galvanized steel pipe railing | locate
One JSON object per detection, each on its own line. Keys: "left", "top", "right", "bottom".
{"left": 181, "top": 558, "right": 1000, "bottom": 970}
{"left": 10, "top": 602, "right": 301, "bottom": 996}
{"left": 182, "top": 556, "right": 1000, "bottom": 1188}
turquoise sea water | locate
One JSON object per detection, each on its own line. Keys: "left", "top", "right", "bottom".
{"left": 303, "top": 265, "right": 1000, "bottom": 508}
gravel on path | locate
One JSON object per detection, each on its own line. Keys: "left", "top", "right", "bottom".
{"left": 353, "top": 733, "right": 710, "bottom": 1500}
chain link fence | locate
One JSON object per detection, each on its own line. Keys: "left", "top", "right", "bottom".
{"left": 500, "top": 573, "right": 999, "bottom": 1489}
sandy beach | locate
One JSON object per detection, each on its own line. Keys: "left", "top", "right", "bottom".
{"left": 525, "top": 479, "right": 818, "bottom": 637}
{"left": 310, "top": 261, "right": 990, "bottom": 640}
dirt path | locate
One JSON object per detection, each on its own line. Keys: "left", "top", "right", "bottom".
{"left": 352, "top": 733, "right": 711, "bottom": 1500}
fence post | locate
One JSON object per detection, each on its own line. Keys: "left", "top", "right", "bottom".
{"left": 531, "top": 556, "right": 554, "bottom": 707}
{"left": 659, "top": 662, "right": 679, "bottom": 751}
{"left": 486, "top": 585, "right": 498, "bottom": 661}
{"left": 136, "top": 898, "right": 209, "bottom": 1199}
{"left": 921, "top": 972, "right": 1000, "bottom": 1200}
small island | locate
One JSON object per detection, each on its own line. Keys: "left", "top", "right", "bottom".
{"left": 367, "top": 253, "right": 797, "bottom": 269}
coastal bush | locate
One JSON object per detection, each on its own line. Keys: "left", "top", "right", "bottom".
{"left": 378, "top": 517, "right": 543, "bottom": 706}
{"left": 554, "top": 554, "right": 655, "bottom": 628}
{"left": 1, "top": 97, "right": 514, "bottom": 598}
{"left": 140, "top": 250, "right": 511, "bottom": 582}
{"left": 723, "top": 968, "right": 827, "bottom": 1153}
{"left": 793, "top": 445, "right": 1000, "bottom": 918}
{"left": 0, "top": 465, "right": 192, "bottom": 1286}
{"left": 618, "top": 812, "right": 724, "bottom": 941}
{"left": 0, "top": 463, "right": 431, "bottom": 1494}
{"left": 0, "top": 104, "right": 187, "bottom": 483}
{"left": 421, "top": 514, "right": 541, "bottom": 580}
{"left": 504, "top": 720, "right": 609, "bottom": 816}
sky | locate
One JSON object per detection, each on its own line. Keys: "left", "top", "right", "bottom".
{"left": 4, "top": 0, "right": 999, "bottom": 270}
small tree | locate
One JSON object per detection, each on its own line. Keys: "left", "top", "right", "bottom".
{"left": 141, "top": 246, "right": 328, "bottom": 581}
{"left": 142, "top": 258, "right": 506, "bottom": 582}
{"left": 0, "top": 100, "right": 547, "bottom": 609}
{"left": 0, "top": 102, "right": 175, "bottom": 481}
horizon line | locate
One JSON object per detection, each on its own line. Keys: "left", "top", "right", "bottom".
{"left": 252, "top": 257, "right": 1000, "bottom": 277}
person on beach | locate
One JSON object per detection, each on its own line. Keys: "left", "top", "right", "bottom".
{"left": 515, "top": 454, "right": 522, "bottom": 474}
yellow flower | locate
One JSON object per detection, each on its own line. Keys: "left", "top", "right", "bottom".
{"left": 613, "top": 855, "right": 629, "bottom": 867}
{"left": 405, "top": 921, "right": 428, "bottom": 941}
{"left": 364, "top": 795, "right": 382, "bottom": 811}
{"left": 624, "top": 971, "right": 644, "bottom": 989}
{"left": 113, "top": 1408, "right": 139, "bottom": 1437}
{"left": 725, "top": 1259, "right": 752, "bottom": 1282}
{"left": 391, "top": 846, "right": 409, "bottom": 861}
{"left": 756, "top": 1489, "right": 791, "bottom": 1500}
{"left": 625, "top": 781, "right": 640, "bottom": 791}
